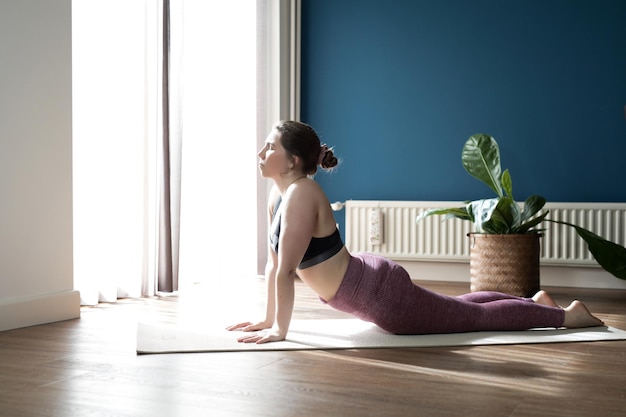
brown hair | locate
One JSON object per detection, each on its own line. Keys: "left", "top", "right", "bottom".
{"left": 274, "top": 120, "right": 339, "bottom": 175}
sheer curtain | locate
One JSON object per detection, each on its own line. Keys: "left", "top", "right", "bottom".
{"left": 176, "top": 1, "right": 257, "bottom": 289}
{"left": 158, "top": 0, "right": 183, "bottom": 293}
{"left": 72, "top": 0, "right": 300, "bottom": 304}
{"left": 73, "top": 0, "right": 160, "bottom": 304}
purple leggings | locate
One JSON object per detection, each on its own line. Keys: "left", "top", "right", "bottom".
{"left": 322, "top": 253, "right": 565, "bottom": 334}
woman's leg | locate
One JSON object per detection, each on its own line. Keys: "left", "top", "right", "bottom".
{"left": 386, "top": 285, "right": 566, "bottom": 334}
{"left": 457, "top": 291, "right": 532, "bottom": 303}
{"left": 532, "top": 290, "right": 560, "bottom": 307}
{"left": 327, "top": 254, "right": 566, "bottom": 334}
{"left": 325, "top": 253, "right": 602, "bottom": 335}
{"left": 457, "top": 290, "right": 560, "bottom": 307}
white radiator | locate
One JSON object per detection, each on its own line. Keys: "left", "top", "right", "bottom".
{"left": 345, "top": 201, "right": 626, "bottom": 267}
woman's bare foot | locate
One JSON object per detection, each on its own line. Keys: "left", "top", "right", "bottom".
{"left": 562, "top": 300, "right": 604, "bottom": 328}
{"left": 532, "top": 290, "right": 560, "bottom": 307}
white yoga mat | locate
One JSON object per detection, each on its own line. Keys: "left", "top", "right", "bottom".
{"left": 136, "top": 319, "right": 626, "bottom": 354}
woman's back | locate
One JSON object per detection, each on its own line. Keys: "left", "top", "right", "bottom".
{"left": 276, "top": 178, "right": 350, "bottom": 300}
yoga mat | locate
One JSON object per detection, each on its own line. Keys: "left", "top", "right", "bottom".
{"left": 136, "top": 319, "right": 626, "bottom": 354}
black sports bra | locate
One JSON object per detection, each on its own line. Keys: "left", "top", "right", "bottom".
{"left": 269, "top": 196, "right": 344, "bottom": 269}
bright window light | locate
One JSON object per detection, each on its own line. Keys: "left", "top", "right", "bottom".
{"left": 72, "top": 0, "right": 258, "bottom": 302}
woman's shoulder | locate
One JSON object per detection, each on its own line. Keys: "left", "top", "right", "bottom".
{"left": 287, "top": 177, "right": 324, "bottom": 198}
{"left": 283, "top": 178, "right": 330, "bottom": 213}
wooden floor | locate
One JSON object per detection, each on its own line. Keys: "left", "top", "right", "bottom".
{"left": 1, "top": 279, "right": 626, "bottom": 417}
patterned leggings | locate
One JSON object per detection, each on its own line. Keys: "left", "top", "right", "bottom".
{"left": 322, "top": 253, "right": 565, "bottom": 335}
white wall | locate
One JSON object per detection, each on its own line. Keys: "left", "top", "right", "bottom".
{"left": 0, "top": 0, "right": 79, "bottom": 331}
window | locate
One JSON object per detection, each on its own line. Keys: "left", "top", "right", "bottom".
{"left": 72, "top": 0, "right": 269, "bottom": 302}
{"left": 178, "top": 0, "right": 258, "bottom": 288}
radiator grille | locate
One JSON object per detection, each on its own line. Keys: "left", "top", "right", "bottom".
{"left": 345, "top": 201, "right": 626, "bottom": 267}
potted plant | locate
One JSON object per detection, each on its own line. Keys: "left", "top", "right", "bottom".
{"left": 416, "top": 133, "right": 626, "bottom": 296}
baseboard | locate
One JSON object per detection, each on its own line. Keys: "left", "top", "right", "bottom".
{"left": 399, "top": 261, "right": 626, "bottom": 291}
{"left": 0, "top": 290, "right": 81, "bottom": 332}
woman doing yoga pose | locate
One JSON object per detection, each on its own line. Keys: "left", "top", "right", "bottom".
{"left": 226, "top": 121, "right": 604, "bottom": 344}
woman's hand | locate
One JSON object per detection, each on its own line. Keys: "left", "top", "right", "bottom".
{"left": 225, "top": 320, "right": 272, "bottom": 333}
{"left": 226, "top": 321, "right": 285, "bottom": 344}
{"left": 236, "top": 328, "right": 286, "bottom": 344}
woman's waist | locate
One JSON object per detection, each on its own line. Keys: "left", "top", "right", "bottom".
{"left": 297, "top": 246, "right": 351, "bottom": 301}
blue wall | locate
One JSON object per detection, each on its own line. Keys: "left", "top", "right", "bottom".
{"left": 301, "top": 0, "right": 626, "bottom": 234}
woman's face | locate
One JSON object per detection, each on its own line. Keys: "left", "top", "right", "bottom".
{"left": 258, "top": 130, "right": 290, "bottom": 178}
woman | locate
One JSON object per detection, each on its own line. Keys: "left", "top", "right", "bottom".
{"left": 227, "top": 121, "right": 604, "bottom": 344}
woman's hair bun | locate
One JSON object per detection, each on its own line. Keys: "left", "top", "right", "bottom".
{"left": 320, "top": 149, "right": 338, "bottom": 169}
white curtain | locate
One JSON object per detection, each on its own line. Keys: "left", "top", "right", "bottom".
{"left": 72, "top": 0, "right": 160, "bottom": 304}
{"left": 72, "top": 0, "right": 300, "bottom": 304}
{"left": 177, "top": 0, "right": 257, "bottom": 288}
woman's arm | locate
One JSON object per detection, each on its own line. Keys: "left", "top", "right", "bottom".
{"left": 262, "top": 249, "right": 277, "bottom": 326}
{"left": 268, "top": 184, "right": 318, "bottom": 341}
{"left": 238, "top": 182, "right": 317, "bottom": 344}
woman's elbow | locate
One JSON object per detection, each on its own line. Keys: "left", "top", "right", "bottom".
{"left": 264, "top": 260, "right": 276, "bottom": 277}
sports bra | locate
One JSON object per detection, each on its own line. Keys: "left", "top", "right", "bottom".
{"left": 269, "top": 196, "right": 344, "bottom": 269}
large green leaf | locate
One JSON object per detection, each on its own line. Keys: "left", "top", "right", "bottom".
{"left": 501, "top": 169, "right": 513, "bottom": 199}
{"left": 481, "top": 212, "right": 511, "bottom": 233}
{"left": 502, "top": 197, "right": 521, "bottom": 231}
{"left": 416, "top": 207, "right": 471, "bottom": 224}
{"left": 515, "top": 210, "right": 549, "bottom": 234}
{"left": 469, "top": 199, "right": 496, "bottom": 231}
{"left": 462, "top": 134, "right": 503, "bottom": 197}
{"left": 521, "top": 195, "right": 546, "bottom": 223}
{"left": 546, "top": 219, "right": 626, "bottom": 280}
{"left": 475, "top": 197, "right": 520, "bottom": 233}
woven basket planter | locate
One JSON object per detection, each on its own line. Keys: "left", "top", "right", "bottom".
{"left": 468, "top": 233, "right": 542, "bottom": 297}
